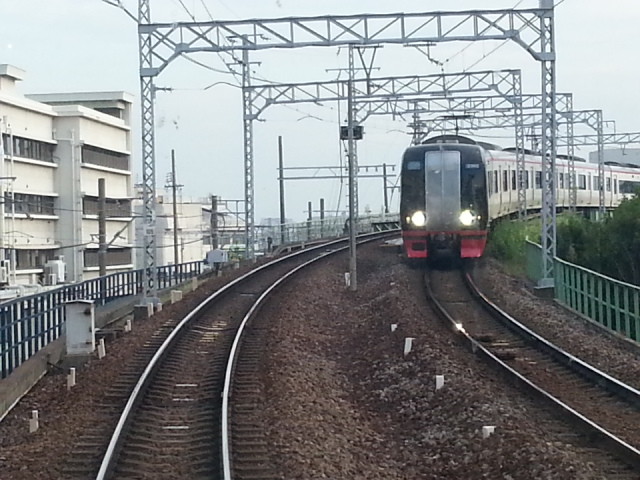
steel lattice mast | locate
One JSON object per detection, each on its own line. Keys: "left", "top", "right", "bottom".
{"left": 538, "top": 0, "right": 557, "bottom": 287}
{"left": 138, "top": 0, "right": 159, "bottom": 303}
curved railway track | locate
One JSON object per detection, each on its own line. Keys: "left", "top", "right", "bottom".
{"left": 60, "top": 232, "right": 391, "bottom": 480}
{"left": 425, "top": 267, "right": 640, "bottom": 477}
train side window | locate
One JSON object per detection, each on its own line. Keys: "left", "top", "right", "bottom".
{"left": 594, "top": 175, "right": 600, "bottom": 191}
{"left": 527, "top": 171, "right": 530, "bottom": 189}
{"left": 494, "top": 171, "right": 499, "bottom": 193}
{"left": 558, "top": 172, "right": 564, "bottom": 189}
{"left": 620, "top": 180, "right": 640, "bottom": 194}
{"left": 606, "top": 177, "right": 611, "bottom": 192}
{"left": 578, "top": 174, "right": 587, "bottom": 190}
{"left": 535, "top": 171, "right": 542, "bottom": 189}
{"left": 407, "top": 160, "right": 422, "bottom": 170}
{"left": 614, "top": 178, "right": 618, "bottom": 194}
{"left": 502, "top": 170, "right": 508, "bottom": 191}
{"left": 511, "top": 170, "right": 517, "bottom": 190}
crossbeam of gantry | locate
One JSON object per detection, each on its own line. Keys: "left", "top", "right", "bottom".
{"left": 137, "top": 2, "right": 558, "bottom": 299}
{"left": 140, "top": 9, "right": 554, "bottom": 75}
{"left": 249, "top": 69, "right": 521, "bottom": 119}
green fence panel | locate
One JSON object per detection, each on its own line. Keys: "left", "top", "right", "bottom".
{"left": 554, "top": 256, "right": 640, "bottom": 342}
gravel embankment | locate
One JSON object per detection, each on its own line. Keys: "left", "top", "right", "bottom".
{"left": 259, "top": 244, "right": 629, "bottom": 479}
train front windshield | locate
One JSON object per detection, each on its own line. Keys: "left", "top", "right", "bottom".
{"left": 425, "top": 151, "right": 461, "bottom": 230}
{"left": 401, "top": 143, "right": 488, "bottom": 231}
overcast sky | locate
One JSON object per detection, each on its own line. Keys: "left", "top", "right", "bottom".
{"left": 1, "top": 0, "right": 639, "bottom": 222}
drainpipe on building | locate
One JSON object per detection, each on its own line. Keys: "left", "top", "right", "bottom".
{"left": 0, "top": 116, "right": 5, "bottom": 264}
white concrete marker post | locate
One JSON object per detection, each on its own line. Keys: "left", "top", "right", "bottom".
{"left": 156, "top": 302, "right": 163, "bottom": 312}
{"left": 124, "top": 318, "right": 132, "bottom": 332}
{"left": 344, "top": 272, "right": 351, "bottom": 287}
{"left": 67, "top": 368, "right": 76, "bottom": 390}
{"left": 482, "top": 426, "right": 496, "bottom": 439}
{"left": 435, "top": 375, "right": 445, "bottom": 390}
{"left": 391, "top": 324, "right": 398, "bottom": 332}
{"left": 171, "top": 290, "right": 182, "bottom": 304}
{"left": 29, "top": 410, "right": 39, "bottom": 433}
{"left": 404, "top": 337, "right": 415, "bottom": 356}
{"left": 97, "top": 338, "right": 106, "bottom": 359}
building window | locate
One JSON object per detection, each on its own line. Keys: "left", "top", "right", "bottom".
{"left": 84, "top": 248, "right": 132, "bottom": 267}
{"left": 83, "top": 196, "right": 131, "bottom": 217}
{"left": 6, "top": 192, "right": 56, "bottom": 215}
{"left": 82, "top": 145, "right": 129, "bottom": 170}
{"left": 2, "top": 134, "right": 54, "bottom": 162}
{"left": 15, "top": 249, "right": 56, "bottom": 270}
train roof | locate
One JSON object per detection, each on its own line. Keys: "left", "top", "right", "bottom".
{"left": 604, "top": 161, "right": 640, "bottom": 168}
{"left": 502, "top": 148, "right": 588, "bottom": 163}
{"left": 421, "top": 134, "right": 502, "bottom": 152}
{"left": 502, "top": 146, "right": 538, "bottom": 156}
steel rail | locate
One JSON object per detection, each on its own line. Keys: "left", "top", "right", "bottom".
{"left": 96, "top": 231, "right": 395, "bottom": 479}
{"left": 464, "top": 272, "right": 640, "bottom": 407}
{"left": 221, "top": 232, "right": 390, "bottom": 479}
{"left": 423, "top": 270, "right": 640, "bottom": 471}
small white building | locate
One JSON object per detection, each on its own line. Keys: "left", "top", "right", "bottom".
{"left": 133, "top": 195, "right": 247, "bottom": 268}
{"left": 590, "top": 148, "right": 640, "bottom": 167}
{"left": 0, "top": 64, "right": 134, "bottom": 287}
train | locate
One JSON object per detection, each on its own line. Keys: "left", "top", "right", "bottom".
{"left": 400, "top": 134, "right": 640, "bottom": 261}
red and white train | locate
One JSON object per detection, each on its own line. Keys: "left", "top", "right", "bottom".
{"left": 400, "top": 135, "right": 640, "bottom": 261}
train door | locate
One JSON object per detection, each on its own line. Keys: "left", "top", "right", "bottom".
{"left": 425, "top": 150, "right": 461, "bottom": 230}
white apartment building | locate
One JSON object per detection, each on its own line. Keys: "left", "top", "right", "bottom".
{"left": 0, "top": 64, "right": 134, "bottom": 287}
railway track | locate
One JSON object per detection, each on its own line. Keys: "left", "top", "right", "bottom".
{"left": 424, "top": 267, "right": 640, "bottom": 478}
{"left": 58, "top": 232, "right": 393, "bottom": 480}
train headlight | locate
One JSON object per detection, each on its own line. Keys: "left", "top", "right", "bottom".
{"left": 410, "top": 211, "right": 427, "bottom": 227}
{"left": 459, "top": 209, "right": 476, "bottom": 226}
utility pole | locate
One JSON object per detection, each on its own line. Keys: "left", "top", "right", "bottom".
{"left": 307, "top": 201, "right": 312, "bottom": 240}
{"left": 320, "top": 198, "right": 325, "bottom": 237}
{"left": 278, "top": 136, "right": 286, "bottom": 246}
{"left": 383, "top": 163, "right": 390, "bottom": 214}
{"left": 210, "top": 195, "right": 219, "bottom": 249}
{"left": 171, "top": 150, "right": 180, "bottom": 265}
{"left": 98, "top": 178, "right": 107, "bottom": 277}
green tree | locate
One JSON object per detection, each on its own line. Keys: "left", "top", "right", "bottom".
{"left": 599, "top": 196, "right": 640, "bottom": 284}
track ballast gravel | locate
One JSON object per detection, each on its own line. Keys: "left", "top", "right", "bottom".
{"left": 1, "top": 244, "right": 638, "bottom": 479}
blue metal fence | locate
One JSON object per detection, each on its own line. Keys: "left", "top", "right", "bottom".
{"left": 0, "top": 261, "right": 202, "bottom": 379}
